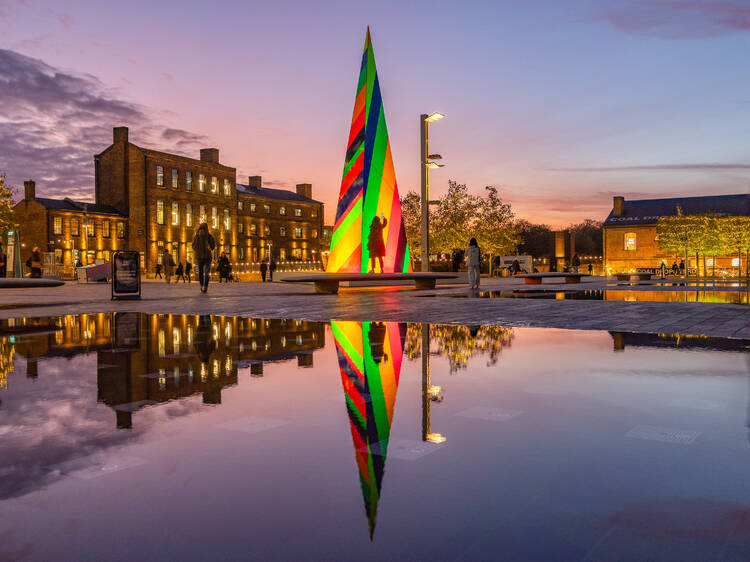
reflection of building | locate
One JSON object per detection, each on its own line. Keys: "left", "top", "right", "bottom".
{"left": 610, "top": 331, "right": 750, "bottom": 352}
{"left": 603, "top": 194, "right": 749, "bottom": 273}
{"left": 331, "top": 320, "right": 407, "bottom": 540}
{"left": 3, "top": 313, "right": 325, "bottom": 428}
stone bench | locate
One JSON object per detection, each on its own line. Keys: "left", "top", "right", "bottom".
{"left": 514, "top": 272, "right": 588, "bottom": 285}
{"left": 282, "top": 273, "right": 458, "bottom": 294}
{"left": 614, "top": 272, "right": 653, "bottom": 281}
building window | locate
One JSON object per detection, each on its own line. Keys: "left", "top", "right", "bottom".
{"left": 172, "top": 169, "right": 178, "bottom": 188}
{"left": 279, "top": 248, "right": 286, "bottom": 260}
{"left": 199, "top": 205, "right": 206, "bottom": 224}
{"left": 279, "top": 206, "right": 286, "bottom": 216}
{"left": 53, "top": 216, "right": 62, "bottom": 235}
{"left": 211, "top": 207, "right": 218, "bottom": 229}
{"left": 71, "top": 219, "right": 79, "bottom": 236}
{"left": 264, "top": 225, "right": 270, "bottom": 236}
{"left": 86, "top": 220, "right": 95, "bottom": 237}
{"left": 280, "top": 226, "right": 286, "bottom": 237}
{"left": 117, "top": 222, "right": 125, "bottom": 238}
{"left": 186, "top": 203, "right": 192, "bottom": 227}
{"left": 238, "top": 200, "right": 243, "bottom": 211}
{"left": 294, "top": 227, "right": 302, "bottom": 238}
{"left": 157, "top": 200, "right": 165, "bottom": 225}
{"left": 223, "top": 179, "right": 231, "bottom": 196}
{"left": 732, "top": 257, "right": 741, "bottom": 267}
{"left": 294, "top": 208, "right": 302, "bottom": 217}
{"left": 172, "top": 202, "right": 180, "bottom": 226}
{"left": 211, "top": 177, "right": 218, "bottom": 194}
{"left": 224, "top": 209, "right": 230, "bottom": 230}
{"left": 199, "top": 174, "right": 206, "bottom": 192}
{"left": 624, "top": 232, "right": 636, "bottom": 251}
{"left": 157, "top": 165, "right": 164, "bottom": 186}
{"left": 186, "top": 171, "right": 192, "bottom": 191}
{"left": 263, "top": 204, "right": 270, "bottom": 214}
{"left": 311, "top": 208, "right": 317, "bottom": 218}
{"left": 250, "top": 223, "right": 257, "bottom": 235}
{"left": 239, "top": 247, "right": 245, "bottom": 260}
{"left": 103, "top": 220, "right": 111, "bottom": 238}
{"left": 311, "top": 229, "right": 318, "bottom": 239}
{"left": 250, "top": 203, "right": 256, "bottom": 212}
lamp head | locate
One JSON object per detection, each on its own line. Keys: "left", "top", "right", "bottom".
{"left": 424, "top": 112, "right": 445, "bottom": 123}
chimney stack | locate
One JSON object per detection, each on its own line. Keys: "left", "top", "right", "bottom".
{"left": 200, "top": 148, "right": 219, "bottom": 164}
{"left": 248, "top": 176, "right": 262, "bottom": 188}
{"left": 113, "top": 126, "right": 129, "bottom": 144}
{"left": 296, "top": 183, "right": 312, "bottom": 199}
{"left": 24, "top": 180, "right": 36, "bottom": 200}
{"left": 613, "top": 196, "right": 624, "bottom": 216}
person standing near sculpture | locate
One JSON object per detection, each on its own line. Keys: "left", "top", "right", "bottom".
{"left": 367, "top": 214, "right": 388, "bottom": 273}
{"left": 192, "top": 222, "right": 216, "bottom": 294}
{"left": 26, "top": 247, "right": 42, "bottom": 278}
{"left": 466, "top": 238, "right": 481, "bottom": 289}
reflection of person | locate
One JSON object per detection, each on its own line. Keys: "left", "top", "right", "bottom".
{"left": 367, "top": 215, "right": 388, "bottom": 273}
{"left": 0, "top": 245, "right": 6, "bottom": 278}
{"left": 465, "top": 238, "right": 481, "bottom": 289}
{"left": 26, "top": 247, "right": 42, "bottom": 278}
{"left": 269, "top": 258, "right": 277, "bottom": 282}
{"left": 193, "top": 315, "right": 216, "bottom": 364}
{"left": 368, "top": 322, "right": 388, "bottom": 365}
{"left": 192, "top": 222, "right": 216, "bottom": 294}
{"left": 260, "top": 260, "right": 268, "bottom": 282}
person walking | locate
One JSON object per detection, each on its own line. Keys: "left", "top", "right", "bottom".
{"left": 0, "top": 244, "right": 6, "bottom": 278}
{"left": 155, "top": 263, "right": 162, "bottom": 279}
{"left": 367, "top": 214, "right": 388, "bottom": 273}
{"left": 192, "top": 223, "right": 216, "bottom": 294}
{"left": 217, "top": 252, "right": 231, "bottom": 282}
{"left": 26, "top": 247, "right": 43, "bottom": 278}
{"left": 466, "top": 238, "right": 481, "bottom": 289}
{"left": 269, "top": 257, "right": 277, "bottom": 282}
{"left": 587, "top": 263, "right": 593, "bottom": 276}
{"left": 162, "top": 250, "right": 175, "bottom": 284}
{"left": 175, "top": 261, "right": 186, "bottom": 283}
{"left": 571, "top": 253, "right": 581, "bottom": 273}
{"left": 679, "top": 259, "right": 685, "bottom": 275}
{"left": 185, "top": 260, "right": 193, "bottom": 283}
{"left": 671, "top": 261, "right": 678, "bottom": 276}
{"left": 260, "top": 260, "right": 268, "bottom": 282}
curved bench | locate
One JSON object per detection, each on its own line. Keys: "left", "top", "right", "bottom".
{"left": 514, "top": 273, "right": 588, "bottom": 285}
{"left": 282, "top": 273, "right": 458, "bottom": 294}
{"left": 0, "top": 278, "right": 65, "bottom": 288}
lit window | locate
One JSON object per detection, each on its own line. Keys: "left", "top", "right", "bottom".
{"left": 311, "top": 208, "right": 317, "bottom": 218}
{"left": 280, "top": 226, "right": 286, "bottom": 237}
{"left": 86, "top": 220, "right": 95, "bottom": 237}
{"left": 199, "top": 174, "right": 206, "bottom": 192}
{"left": 263, "top": 204, "right": 270, "bottom": 214}
{"left": 186, "top": 171, "right": 192, "bottom": 191}
{"left": 239, "top": 222, "right": 244, "bottom": 233}
{"left": 296, "top": 335, "right": 303, "bottom": 345}
{"left": 294, "top": 227, "right": 302, "bottom": 238}
{"left": 117, "top": 222, "right": 125, "bottom": 238}
{"left": 279, "top": 248, "right": 286, "bottom": 260}
{"left": 706, "top": 258, "right": 714, "bottom": 267}
{"left": 264, "top": 225, "right": 270, "bottom": 236}
{"left": 280, "top": 206, "right": 286, "bottom": 216}
{"left": 53, "top": 216, "right": 62, "bottom": 235}
{"left": 186, "top": 203, "right": 192, "bottom": 227}
{"left": 158, "top": 329, "right": 165, "bottom": 357}
{"left": 157, "top": 200, "right": 164, "bottom": 225}
{"left": 624, "top": 232, "right": 636, "bottom": 251}
{"left": 223, "top": 179, "right": 231, "bottom": 196}
{"left": 103, "top": 220, "right": 111, "bottom": 238}
{"left": 294, "top": 208, "right": 302, "bottom": 217}
{"left": 311, "top": 229, "right": 318, "bottom": 239}
{"left": 250, "top": 223, "right": 257, "bottom": 234}
{"left": 211, "top": 177, "right": 218, "bottom": 194}
{"left": 156, "top": 165, "right": 164, "bottom": 186}
{"left": 172, "top": 169, "right": 178, "bottom": 188}
{"left": 172, "top": 202, "right": 179, "bottom": 225}
{"left": 250, "top": 203, "right": 256, "bottom": 212}
{"left": 211, "top": 207, "right": 218, "bottom": 229}
{"left": 224, "top": 209, "right": 230, "bottom": 230}
{"left": 199, "top": 205, "right": 206, "bottom": 224}
{"left": 732, "top": 258, "right": 741, "bottom": 267}
{"left": 71, "top": 219, "right": 80, "bottom": 236}
{"left": 238, "top": 200, "right": 243, "bottom": 211}
{"left": 239, "top": 246, "right": 245, "bottom": 260}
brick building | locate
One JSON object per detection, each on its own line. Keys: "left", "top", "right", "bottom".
{"left": 13, "top": 126, "right": 325, "bottom": 274}
{"left": 603, "top": 193, "right": 750, "bottom": 274}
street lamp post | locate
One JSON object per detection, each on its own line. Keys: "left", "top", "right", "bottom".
{"left": 420, "top": 112, "right": 445, "bottom": 272}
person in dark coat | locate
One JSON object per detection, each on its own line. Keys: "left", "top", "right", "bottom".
{"left": 185, "top": 260, "right": 193, "bottom": 283}
{"left": 217, "top": 252, "right": 231, "bottom": 282}
{"left": 367, "top": 214, "right": 388, "bottom": 273}
{"left": 193, "top": 315, "right": 216, "bottom": 365}
{"left": 175, "top": 261, "right": 186, "bottom": 282}
{"left": 155, "top": 263, "right": 162, "bottom": 279}
{"left": 260, "top": 260, "right": 268, "bottom": 282}
{"left": 571, "top": 253, "right": 581, "bottom": 273}
{"left": 269, "top": 257, "right": 277, "bottom": 282}
{"left": 26, "top": 247, "right": 42, "bottom": 278}
{"left": 368, "top": 322, "right": 388, "bottom": 365}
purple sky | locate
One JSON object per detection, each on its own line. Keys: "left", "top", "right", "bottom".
{"left": 1, "top": 0, "right": 749, "bottom": 226}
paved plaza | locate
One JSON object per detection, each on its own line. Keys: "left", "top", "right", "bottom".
{"left": 1, "top": 276, "right": 748, "bottom": 339}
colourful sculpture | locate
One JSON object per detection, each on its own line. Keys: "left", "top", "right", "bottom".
{"left": 327, "top": 28, "right": 411, "bottom": 273}
{"left": 332, "top": 320, "right": 407, "bottom": 539}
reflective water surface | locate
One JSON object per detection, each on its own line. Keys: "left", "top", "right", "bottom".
{"left": 471, "top": 289, "right": 750, "bottom": 304}
{"left": 1, "top": 314, "right": 749, "bottom": 561}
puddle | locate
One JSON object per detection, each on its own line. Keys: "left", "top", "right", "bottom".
{"left": 452, "top": 289, "right": 750, "bottom": 304}
{"left": 0, "top": 313, "right": 749, "bottom": 560}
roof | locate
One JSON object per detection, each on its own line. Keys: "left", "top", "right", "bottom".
{"left": 31, "top": 197, "right": 126, "bottom": 217}
{"left": 236, "top": 183, "right": 322, "bottom": 204}
{"left": 603, "top": 193, "right": 749, "bottom": 227}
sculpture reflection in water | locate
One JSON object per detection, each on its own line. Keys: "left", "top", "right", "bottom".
{"left": 331, "top": 320, "right": 407, "bottom": 540}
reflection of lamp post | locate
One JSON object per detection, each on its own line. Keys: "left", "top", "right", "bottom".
{"left": 420, "top": 112, "right": 445, "bottom": 272}
{"left": 421, "top": 323, "right": 446, "bottom": 444}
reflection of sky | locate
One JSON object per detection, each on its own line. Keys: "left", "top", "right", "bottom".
{"left": 1, "top": 324, "right": 750, "bottom": 559}
{"left": 2, "top": 1, "right": 750, "bottom": 226}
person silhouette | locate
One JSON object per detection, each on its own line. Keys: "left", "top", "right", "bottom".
{"left": 368, "top": 322, "right": 389, "bottom": 365}
{"left": 367, "top": 215, "right": 388, "bottom": 273}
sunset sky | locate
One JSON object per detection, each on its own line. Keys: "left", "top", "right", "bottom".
{"left": 1, "top": 0, "right": 749, "bottom": 227}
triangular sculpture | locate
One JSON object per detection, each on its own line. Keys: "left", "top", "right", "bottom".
{"left": 327, "top": 28, "right": 411, "bottom": 273}
{"left": 331, "top": 320, "right": 407, "bottom": 539}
